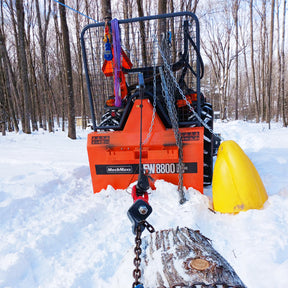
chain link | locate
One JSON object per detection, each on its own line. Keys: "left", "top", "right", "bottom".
{"left": 159, "top": 67, "right": 185, "bottom": 204}
{"left": 132, "top": 221, "right": 155, "bottom": 288}
{"left": 158, "top": 32, "right": 185, "bottom": 204}
{"left": 132, "top": 225, "right": 143, "bottom": 288}
{"left": 156, "top": 37, "right": 224, "bottom": 142}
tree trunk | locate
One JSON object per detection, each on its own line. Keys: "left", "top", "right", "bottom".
{"left": 123, "top": 0, "right": 130, "bottom": 56}
{"left": 25, "top": 2, "right": 38, "bottom": 132}
{"left": 0, "top": 56, "right": 6, "bottom": 135}
{"left": 281, "top": 0, "right": 287, "bottom": 126}
{"left": 26, "top": 43, "right": 38, "bottom": 132}
{"left": 260, "top": 0, "right": 267, "bottom": 122}
{"left": 75, "top": 0, "right": 86, "bottom": 130}
{"left": 267, "top": 0, "right": 275, "bottom": 129}
{"left": 0, "top": 28, "right": 19, "bottom": 133}
{"left": 35, "top": 0, "right": 53, "bottom": 132}
{"left": 53, "top": 2, "right": 66, "bottom": 131}
{"left": 276, "top": 0, "right": 281, "bottom": 122}
{"left": 240, "top": 24, "right": 251, "bottom": 119}
{"left": 15, "top": 0, "right": 31, "bottom": 133}
{"left": 101, "top": 0, "right": 112, "bottom": 21}
{"left": 137, "top": 0, "right": 147, "bottom": 66}
{"left": 169, "top": 0, "right": 177, "bottom": 63}
{"left": 158, "top": 0, "right": 167, "bottom": 14}
{"left": 192, "top": 0, "right": 199, "bottom": 13}
{"left": 59, "top": 0, "right": 76, "bottom": 139}
{"left": 233, "top": 0, "right": 240, "bottom": 120}
{"left": 141, "top": 227, "right": 246, "bottom": 287}
{"left": 250, "top": 0, "right": 260, "bottom": 122}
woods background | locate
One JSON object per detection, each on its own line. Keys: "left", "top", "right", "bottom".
{"left": 0, "top": 0, "right": 287, "bottom": 138}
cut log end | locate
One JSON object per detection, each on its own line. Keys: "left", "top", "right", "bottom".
{"left": 142, "top": 227, "right": 246, "bottom": 288}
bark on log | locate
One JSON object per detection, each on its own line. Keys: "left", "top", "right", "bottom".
{"left": 142, "top": 227, "right": 246, "bottom": 288}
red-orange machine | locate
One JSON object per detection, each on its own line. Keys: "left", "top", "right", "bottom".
{"left": 87, "top": 98, "right": 204, "bottom": 193}
{"left": 81, "top": 12, "right": 215, "bottom": 195}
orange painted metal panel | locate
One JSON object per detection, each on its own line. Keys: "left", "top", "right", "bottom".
{"left": 87, "top": 99, "right": 204, "bottom": 193}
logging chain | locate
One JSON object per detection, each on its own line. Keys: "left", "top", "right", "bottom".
{"left": 132, "top": 222, "right": 155, "bottom": 288}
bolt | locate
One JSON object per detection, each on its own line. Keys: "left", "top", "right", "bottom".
{"left": 138, "top": 205, "right": 148, "bottom": 215}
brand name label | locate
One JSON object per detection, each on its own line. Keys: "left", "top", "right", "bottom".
{"left": 95, "top": 162, "right": 197, "bottom": 175}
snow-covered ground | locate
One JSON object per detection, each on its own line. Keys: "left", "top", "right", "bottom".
{"left": 0, "top": 121, "right": 288, "bottom": 288}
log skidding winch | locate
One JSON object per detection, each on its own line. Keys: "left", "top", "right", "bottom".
{"left": 81, "top": 12, "right": 219, "bottom": 202}
{"left": 79, "top": 11, "right": 266, "bottom": 288}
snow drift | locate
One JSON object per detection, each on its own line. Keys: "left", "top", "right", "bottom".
{"left": 0, "top": 121, "right": 288, "bottom": 288}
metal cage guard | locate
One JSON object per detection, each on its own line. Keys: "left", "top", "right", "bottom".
{"left": 81, "top": 12, "right": 202, "bottom": 132}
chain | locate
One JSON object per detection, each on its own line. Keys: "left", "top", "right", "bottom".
{"left": 156, "top": 38, "right": 224, "bottom": 142}
{"left": 157, "top": 33, "right": 185, "bottom": 204}
{"left": 159, "top": 66, "right": 185, "bottom": 204}
{"left": 132, "top": 225, "right": 142, "bottom": 288}
{"left": 132, "top": 221, "right": 155, "bottom": 288}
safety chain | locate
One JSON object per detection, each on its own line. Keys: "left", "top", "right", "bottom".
{"left": 159, "top": 66, "right": 185, "bottom": 204}
{"left": 156, "top": 38, "right": 224, "bottom": 142}
{"left": 172, "top": 284, "right": 245, "bottom": 288}
{"left": 132, "top": 221, "right": 155, "bottom": 288}
{"left": 132, "top": 225, "right": 142, "bottom": 288}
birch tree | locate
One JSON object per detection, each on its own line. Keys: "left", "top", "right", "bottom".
{"left": 59, "top": 0, "right": 76, "bottom": 139}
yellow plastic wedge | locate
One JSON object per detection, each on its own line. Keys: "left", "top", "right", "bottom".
{"left": 212, "top": 140, "right": 268, "bottom": 213}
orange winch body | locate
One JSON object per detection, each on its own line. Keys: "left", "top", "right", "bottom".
{"left": 87, "top": 99, "right": 204, "bottom": 193}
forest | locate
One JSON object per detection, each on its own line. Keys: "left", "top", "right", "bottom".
{"left": 0, "top": 0, "right": 287, "bottom": 138}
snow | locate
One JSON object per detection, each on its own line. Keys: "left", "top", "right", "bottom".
{"left": 0, "top": 121, "right": 288, "bottom": 288}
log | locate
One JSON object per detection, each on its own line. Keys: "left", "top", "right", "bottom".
{"left": 141, "top": 227, "right": 246, "bottom": 288}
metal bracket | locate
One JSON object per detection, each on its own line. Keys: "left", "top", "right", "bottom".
{"left": 127, "top": 199, "right": 153, "bottom": 234}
